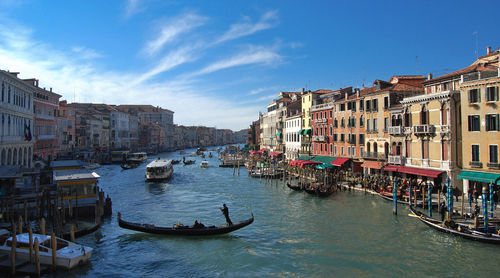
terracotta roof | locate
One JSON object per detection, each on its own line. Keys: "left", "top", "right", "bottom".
{"left": 390, "top": 83, "right": 424, "bottom": 92}
{"left": 423, "top": 63, "right": 497, "bottom": 84}
{"left": 313, "top": 89, "right": 334, "bottom": 94}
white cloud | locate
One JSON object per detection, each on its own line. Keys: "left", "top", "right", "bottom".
{"left": 142, "top": 12, "right": 207, "bottom": 57}
{"left": 0, "top": 22, "right": 264, "bottom": 130}
{"left": 189, "top": 46, "right": 281, "bottom": 77}
{"left": 215, "top": 10, "right": 278, "bottom": 44}
{"left": 249, "top": 86, "right": 280, "bottom": 95}
{"left": 124, "top": 0, "right": 143, "bottom": 18}
{"left": 71, "top": 46, "right": 103, "bottom": 60}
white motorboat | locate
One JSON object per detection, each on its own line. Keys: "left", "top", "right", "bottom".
{"left": 200, "top": 160, "right": 209, "bottom": 168}
{"left": 0, "top": 232, "right": 93, "bottom": 269}
{"left": 146, "top": 159, "right": 173, "bottom": 181}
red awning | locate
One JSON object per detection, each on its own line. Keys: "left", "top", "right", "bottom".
{"left": 383, "top": 165, "right": 401, "bottom": 172}
{"left": 270, "top": 152, "right": 282, "bottom": 156}
{"left": 360, "top": 161, "right": 384, "bottom": 169}
{"left": 396, "top": 166, "right": 443, "bottom": 178}
{"left": 331, "top": 157, "right": 350, "bottom": 167}
{"left": 289, "top": 159, "right": 306, "bottom": 166}
{"left": 259, "top": 148, "right": 267, "bottom": 152}
{"left": 250, "top": 150, "right": 260, "bottom": 155}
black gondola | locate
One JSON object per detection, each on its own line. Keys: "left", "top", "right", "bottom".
{"left": 409, "top": 206, "right": 500, "bottom": 244}
{"left": 317, "top": 186, "right": 335, "bottom": 197}
{"left": 117, "top": 212, "right": 254, "bottom": 236}
{"left": 171, "top": 160, "right": 180, "bottom": 165}
{"left": 304, "top": 184, "right": 318, "bottom": 195}
{"left": 121, "top": 162, "right": 138, "bottom": 170}
{"left": 286, "top": 182, "right": 303, "bottom": 191}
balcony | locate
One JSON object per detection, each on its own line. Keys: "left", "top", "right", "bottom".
{"left": 311, "top": 102, "right": 334, "bottom": 112}
{"left": 487, "top": 162, "right": 500, "bottom": 170}
{"left": 388, "top": 126, "right": 404, "bottom": 136}
{"left": 412, "top": 125, "right": 435, "bottom": 135}
{"left": 470, "top": 161, "right": 483, "bottom": 168}
{"left": 363, "top": 152, "right": 386, "bottom": 160}
{"left": 312, "top": 135, "right": 326, "bottom": 142}
{"left": 462, "top": 71, "right": 499, "bottom": 83}
{"left": 388, "top": 155, "right": 405, "bottom": 165}
{"left": 314, "top": 118, "right": 327, "bottom": 124}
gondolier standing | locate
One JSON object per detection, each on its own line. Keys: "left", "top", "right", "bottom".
{"left": 220, "top": 204, "right": 233, "bottom": 226}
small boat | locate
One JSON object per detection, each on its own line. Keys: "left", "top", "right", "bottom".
{"left": 317, "top": 186, "right": 336, "bottom": 197}
{"left": 305, "top": 184, "right": 319, "bottom": 195}
{"left": 117, "top": 212, "right": 254, "bottom": 236}
{"left": 127, "top": 152, "right": 147, "bottom": 164}
{"left": 0, "top": 231, "right": 93, "bottom": 269}
{"left": 183, "top": 157, "right": 196, "bottom": 165}
{"left": 200, "top": 160, "right": 209, "bottom": 168}
{"left": 171, "top": 159, "right": 180, "bottom": 165}
{"left": 146, "top": 159, "right": 173, "bottom": 181}
{"left": 287, "top": 182, "right": 304, "bottom": 191}
{"left": 409, "top": 206, "right": 500, "bottom": 244}
{"left": 121, "top": 162, "right": 139, "bottom": 170}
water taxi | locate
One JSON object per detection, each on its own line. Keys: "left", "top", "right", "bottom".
{"left": 200, "top": 160, "right": 209, "bottom": 168}
{"left": 146, "top": 159, "right": 173, "bottom": 181}
{"left": 0, "top": 231, "right": 93, "bottom": 269}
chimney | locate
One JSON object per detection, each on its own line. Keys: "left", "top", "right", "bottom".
{"left": 427, "top": 73, "right": 433, "bottom": 80}
{"left": 50, "top": 87, "right": 52, "bottom": 92}
{"left": 301, "top": 88, "right": 305, "bottom": 94}
{"left": 487, "top": 46, "right": 492, "bottom": 54}
{"left": 356, "top": 88, "right": 360, "bottom": 98}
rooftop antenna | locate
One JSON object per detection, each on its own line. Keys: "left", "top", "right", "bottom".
{"left": 473, "top": 31, "right": 478, "bottom": 59}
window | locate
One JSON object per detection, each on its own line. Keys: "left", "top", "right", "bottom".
{"left": 359, "top": 100, "right": 364, "bottom": 111}
{"left": 359, "top": 134, "right": 365, "bottom": 145}
{"left": 490, "top": 145, "right": 498, "bottom": 163}
{"left": 366, "top": 100, "right": 371, "bottom": 111}
{"left": 384, "top": 96, "right": 389, "bottom": 109}
{"left": 333, "top": 134, "right": 338, "bottom": 142}
{"left": 486, "top": 87, "right": 499, "bottom": 102}
{"left": 341, "top": 118, "right": 345, "bottom": 128}
{"left": 373, "top": 118, "right": 378, "bottom": 131}
{"left": 367, "top": 119, "right": 370, "bottom": 131}
{"left": 468, "top": 89, "right": 480, "bottom": 103}
{"left": 334, "top": 119, "right": 338, "bottom": 128}
{"left": 330, "top": 144, "right": 333, "bottom": 154}
{"left": 340, "top": 134, "right": 345, "bottom": 142}
{"left": 486, "top": 114, "right": 499, "bottom": 131}
{"left": 372, "top": 99, "right": 378, "bottom": 111}
{"left": 330, "top": 126, "right": 332, "bottom": 136}
{"left": 384, "top": 117, "right": 389, "bottom": 132}
{"left": 334, "top": 146, "right": 337, "bottom": 155}
{"left": 360, "top": 147, "right": 364, "bottom": 157}
{"left": 360, "top": 115, "right": 364, "bottom": 127}
{"left": 329, "top": 111, "right": 332, "bottom": 118}
{"left": 341, "top": 146, "right": 344, "bottom": 156}
{"left": 468, "top": 115, "right": 481, "bottom": 131}
{"left": 472, "top": 145, "right": 480, "bottom": 162}
{"left": 340, "top": 103, "right": 345, "bottom": 111}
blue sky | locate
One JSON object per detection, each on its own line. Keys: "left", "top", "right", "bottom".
{"left": 0, "top": 0, "right": 499, "bottom": 130}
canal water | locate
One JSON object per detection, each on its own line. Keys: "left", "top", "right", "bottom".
{"left": 65, "top": 149, "right": 499, "bottom": 277}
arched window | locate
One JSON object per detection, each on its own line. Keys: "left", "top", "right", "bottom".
{"left": 421, "top": 105, "right": 428, "bottom": 125}
{"left": 367, "top": 142, "right": 371, "bottom": 153}
{"left": 374, "top": 143, "right": 378, "bottom": 153}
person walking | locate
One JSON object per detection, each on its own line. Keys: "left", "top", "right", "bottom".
{"left": 439, "top": 202, "right": 447, "bottom": 221}
{"left": 220, "top": 204, "right": 233, "bottom": 226}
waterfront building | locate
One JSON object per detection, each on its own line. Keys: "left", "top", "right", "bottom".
{"left": 139, "top": 122, "right": 166, "bottom": 153}
{"left": 311, "top": 91, "right": 336, "bottom": 157}
{"left": 457, "top": 46, "right": 500, "bottom": 193}
{"left": 24, "top": 79, "right": 61, "bottom": 161}
{"left": 247, "top": 119, "right": 261, "bottom": 150}
{"left": 110, "top": 110, "right": 130, "bottom": 150}
{"left": 396, "top": 74, "right": 456, "bottom": 186}
{"left": 330, "top": 87, "right": 367, "bottom": 171}
{"left": 0, "top": 70, "right": 34, "bottom": 168}
{"left": 362, "top": 76, "right": 425, "bottom": 175}
{"left": 300, "top": 89, "right": 332, "bottom": 155}
{"left": 284, "top": 96, "right": 302, "bottom": 160}
{"left": 57, "top": 100, "right": 76, "bottom": 156}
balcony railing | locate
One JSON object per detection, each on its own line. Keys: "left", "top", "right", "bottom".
{"left": 312, "top": 135, "right": 326, "bottom": 142}
{"left": 487, "top": 162, "right": 500, "bottom": 169}
{"left": 311, "top": 102, "right": 334, "bottom": 112}
{"left": 413, "top": 125, "right": 435, "bottom": 135}
{"left": 388, "top": 155, "right": 405, "bottom": 165}
{"left": 363, "top": 152, "right": 386, "bottom": 160}
{"left": 388, "top": 126, "right": 404, "bottom": 135}
{"left": 462, "top": 71, "right": 499, "bottom": 83}
{"left": 470, "top": 161, "right": 483, "bottom": 168}
{"left": 314, "top": 118, "right": 327, "bottom": 124}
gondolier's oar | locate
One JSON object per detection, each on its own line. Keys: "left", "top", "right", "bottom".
{"left": 408, "top": 213, "right": 419, "bottom": 217}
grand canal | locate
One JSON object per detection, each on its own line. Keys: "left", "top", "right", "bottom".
{"left": 65, "top": 149, "right": 499, "bottom": 277}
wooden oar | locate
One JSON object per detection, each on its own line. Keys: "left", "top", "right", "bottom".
{"left": 408, "top": 213, "right": 419, "bottom": 217}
